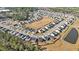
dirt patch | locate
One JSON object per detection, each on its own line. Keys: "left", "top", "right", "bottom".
{"left": 25, "top": 16, "right": 53, "bottom": 29}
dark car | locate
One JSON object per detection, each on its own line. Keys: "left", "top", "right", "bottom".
{"left": 44, "top": 36, "right": 50, "bottom": 41}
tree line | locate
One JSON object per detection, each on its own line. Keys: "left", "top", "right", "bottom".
{"left": 0, "top": 31, "right": 41, "bottom": 51}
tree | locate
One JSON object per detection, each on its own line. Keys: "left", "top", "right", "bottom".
{"left": 0, "top": 31, "right": 41, "bottom": 51}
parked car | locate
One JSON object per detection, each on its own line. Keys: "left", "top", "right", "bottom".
{"left": 52, "top": 31, "right": 59, "bottom": 36}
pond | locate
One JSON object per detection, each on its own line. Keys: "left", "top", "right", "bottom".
{"left": 64, "top": 28, "right": 78, "bottom": 44}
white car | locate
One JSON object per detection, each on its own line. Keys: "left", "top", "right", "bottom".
{"left": 55, "top": 30, "right": 60, "bottom": 33}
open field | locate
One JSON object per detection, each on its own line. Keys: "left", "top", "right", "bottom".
{"left": 25, "top": 16, "right": 53, "bottom": 29}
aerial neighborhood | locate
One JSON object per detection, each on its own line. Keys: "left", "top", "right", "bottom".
{"left": 0, "top": 7, "right": 79, "bottom": 51}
